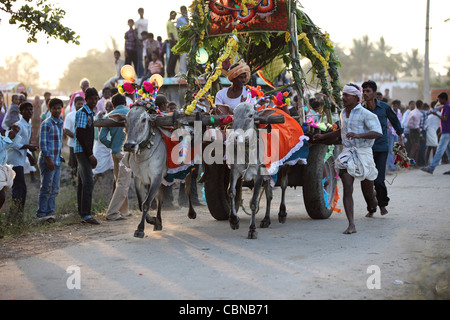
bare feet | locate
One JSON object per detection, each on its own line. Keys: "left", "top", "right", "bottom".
{"left": 343, "top": 224, "right": 357, "bottom": 234}
{"left": 380, "top": 206, "right": 388, "bottom": 215}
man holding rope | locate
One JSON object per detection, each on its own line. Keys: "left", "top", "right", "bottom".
{"left": 313, "top": 84, "right": 382, "bottom": 234}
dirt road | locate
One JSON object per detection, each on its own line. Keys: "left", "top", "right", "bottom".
{"left": 1, "top": 165, "right": 449, "bottom": 300}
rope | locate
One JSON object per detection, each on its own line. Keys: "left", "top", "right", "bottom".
{"left": 240, "top": 184, "right": 266, "bottom": 216}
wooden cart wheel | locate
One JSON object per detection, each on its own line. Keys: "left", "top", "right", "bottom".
{"left": 302, "top": 144, "right": 337, "bottom": 220}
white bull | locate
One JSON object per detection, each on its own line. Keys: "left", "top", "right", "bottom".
{"left": 226, "top": 103, "right": 289, "bottom": 239}
{"left": 111, "top": 105, "right": 197, "bottom": 238}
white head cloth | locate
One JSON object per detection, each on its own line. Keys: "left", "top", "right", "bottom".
{"left": 343, "top": 84, "right": 362, "bottom": 101}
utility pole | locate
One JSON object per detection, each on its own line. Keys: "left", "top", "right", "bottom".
{"left": 424, "top": 0, "right": 431, "bottom": 103}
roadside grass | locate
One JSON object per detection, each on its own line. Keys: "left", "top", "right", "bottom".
{"left": 0, "top": 150, "right": 116, "bottom": 239}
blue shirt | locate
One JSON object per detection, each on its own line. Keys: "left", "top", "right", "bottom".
{"left": 74, "top": 105, "right": 95, "bottom": 154}
{"left": 99, "top": 105, "right": 129, "bottom": 154}
{"left": 0, "top": 135, "right": 17, "bottom": 166}
{"left": 364, "top": 100, "right": 404, "bottom": 152}
{"left": 6, "top": 117, "right": 31, "bottom": 167}
{"left": 39, "top": 115, "right": 64, "bottom": 166}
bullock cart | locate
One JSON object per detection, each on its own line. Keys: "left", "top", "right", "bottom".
{"left": 171, "top": 0, "right": 342, "bottom": 223}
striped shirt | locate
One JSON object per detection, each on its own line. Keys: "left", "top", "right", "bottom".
{"left": 39, "top": 116, "right": 64, "bottom": 166}
{"left": 148, "top": 59, "right": 163, "bottom": 75}
{"left": 340, "top": 104, "right": 382, "bottom": 149}
{"left": 74, "top": 105, "right": 95, "bottom": 154}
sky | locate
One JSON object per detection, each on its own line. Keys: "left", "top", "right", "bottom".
{"left": 0, "top": 0, "right": 449, "bottom": 88}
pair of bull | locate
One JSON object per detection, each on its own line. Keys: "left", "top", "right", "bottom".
{"left": 114, "top": 102, "right": 289, "bottom": 239}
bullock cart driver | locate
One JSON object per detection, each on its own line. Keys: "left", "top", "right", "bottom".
{"left": 215, "top": 60, "right": 254, "bottom": 110}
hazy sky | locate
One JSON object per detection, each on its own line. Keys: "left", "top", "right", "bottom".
{"left": 0, "top": 0, "right": 449, "bottom": 88}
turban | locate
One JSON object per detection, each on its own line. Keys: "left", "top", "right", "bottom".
{"left": 343, "top": 84, "right": 362, "bottom": 101}
{"left": 227, "top": 60, "right": 251, "bottom": 84}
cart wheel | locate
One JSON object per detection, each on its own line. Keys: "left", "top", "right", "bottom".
{"left": 204, "top": 163, "right": 241, "bottom": 221}
{"left": 302, "top": 144, "right": 337, "bottom": 219}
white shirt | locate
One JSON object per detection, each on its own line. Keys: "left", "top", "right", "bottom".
{"left": 135, "top": 18, "right": 148, "bottom": 40}
{"left": 215, "top": 87, "right": 254, "bottom": 110}
{"left": 6, "top": 117, "right": 31, "bottom": 167}
{"left": 340, "top": 104, "right": 382, "bottom": 149}
{"left": 64, "top": 110, "right": 76, "bottom": 147}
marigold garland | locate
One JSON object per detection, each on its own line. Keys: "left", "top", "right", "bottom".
{"left": 298, "top": 33, "right": 329, "bottom": 76}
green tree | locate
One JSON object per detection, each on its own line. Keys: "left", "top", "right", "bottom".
{"left": 402, "top": 49, "right": 423, "bottom": 78}
{"left": 0, "top": 0, "right": 79, "bottom": 44}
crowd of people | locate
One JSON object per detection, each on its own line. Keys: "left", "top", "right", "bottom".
{"left": 104, "top": 6, "right": 189, "bottom": 88}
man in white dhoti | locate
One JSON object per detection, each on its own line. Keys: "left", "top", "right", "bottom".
{"left": 313, "top": 84, "right": 382, "bottom": 234}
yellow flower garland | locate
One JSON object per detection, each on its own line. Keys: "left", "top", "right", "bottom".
{"left": 298, "top": 33, "right": 329, "bottom": 76}
{"left": 185, "top": 30, "right": 239, "bottom": 115}
{"left": 285, "top": 31, "right": 334, "bottom": 77}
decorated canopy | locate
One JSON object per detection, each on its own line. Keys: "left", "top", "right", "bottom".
{"left": 173, "top": 0, "right": 342, "bottom": 122}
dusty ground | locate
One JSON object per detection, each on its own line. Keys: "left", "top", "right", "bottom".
{"left": 0, "top": 164, "right": 449, "bottom": 300}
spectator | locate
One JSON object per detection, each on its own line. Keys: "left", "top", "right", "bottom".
{"left": 68, "top": 79, "right": 90, "bottom": 115}
{"left": 405, "top": 101, "right": 422, "bottom": 164}
{"left": 99, "top": 93, "right": 132, "bottom": 221}
{"left": 64, "top": 95, "right": 84, "bottom": 185}
{"left": 425, "top": 101, "right": 440, "bottom": 164}
{"left": 36, "top": 98, "right": 64, "bottom": 222}
{"left": 2, "top": 94, "right": 20, "bottom": 131}
{"left": 124, "top": 19, "right": 138, "bottom": 73}
{"left": 166, "top": 10, "right": 179, "bottom": 77}
{"left": 135, "top": 8, "right": 148, "bottom": 78}
{"left": 386, "top": 99, "right": 403, "bottom": 172}
{"left": 92, "top": 102, "right": 114, "bottom": 181}
{"left": 41, "top": 92, "right": 52, "bottom": 114}
{"left": 421, "top": 92, "right": 450, "bottom": 175}
{"left": 6, "top": 102, "right": 38, "bottom": 219}
{"left": 0, "top": 124, "right": 20, "bottom": 238}
{"left": 176, "top": 6, "right": 189, "bottom": 74}
{"left": 401, "top": 100, "right": 415, "bottom": 154}
{"left": 74, "top": 88, "right": 99, "bottom": 225}
{"left": 96, "top": 87, "right": 112, "bottom": 115}
{"left": 148, "top": 51, "right": 164, "bottom": 76}
{"left": 0, "top": 91, "right": 8, "bottom": 136}
{"left": 104, "top": 51, "right": 125, "bottom": 88}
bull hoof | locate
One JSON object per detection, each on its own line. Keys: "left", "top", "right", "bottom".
{"left": 134, "top": 230, "right": 145, "bottom": 238}
{"left": 248, "top": 230, "right": 258, "bottom": 239}
{"left": 260, "top": 219, "right": 271, "bottom": 228}
{"left": 188, "top": 208, "right": 197, "bottom": 220}
{"left": 229, "top": 216, "right": 240, "bottom": 230}
{"left": 278, "top": 210, "right": 287, "bottom": 224}
{"left": 153, "top": 223, "right": 162, "bottom": 231}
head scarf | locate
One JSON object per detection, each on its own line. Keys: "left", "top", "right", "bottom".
{"left": 343, "top": 83, "right": 362, "bottom": 101}
{"left": 227, "top": 60, "right": 251, "bottom": 84}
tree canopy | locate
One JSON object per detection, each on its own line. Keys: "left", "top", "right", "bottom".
{"left": 0, "top": 0, "right": 79, "bottom": 44}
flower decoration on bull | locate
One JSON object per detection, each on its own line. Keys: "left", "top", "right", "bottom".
{"left": 271, "top": 91, "right": 290, "bottom": 108}
{"left": 393, "top": 142, "right": 415, "bottom": 169}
